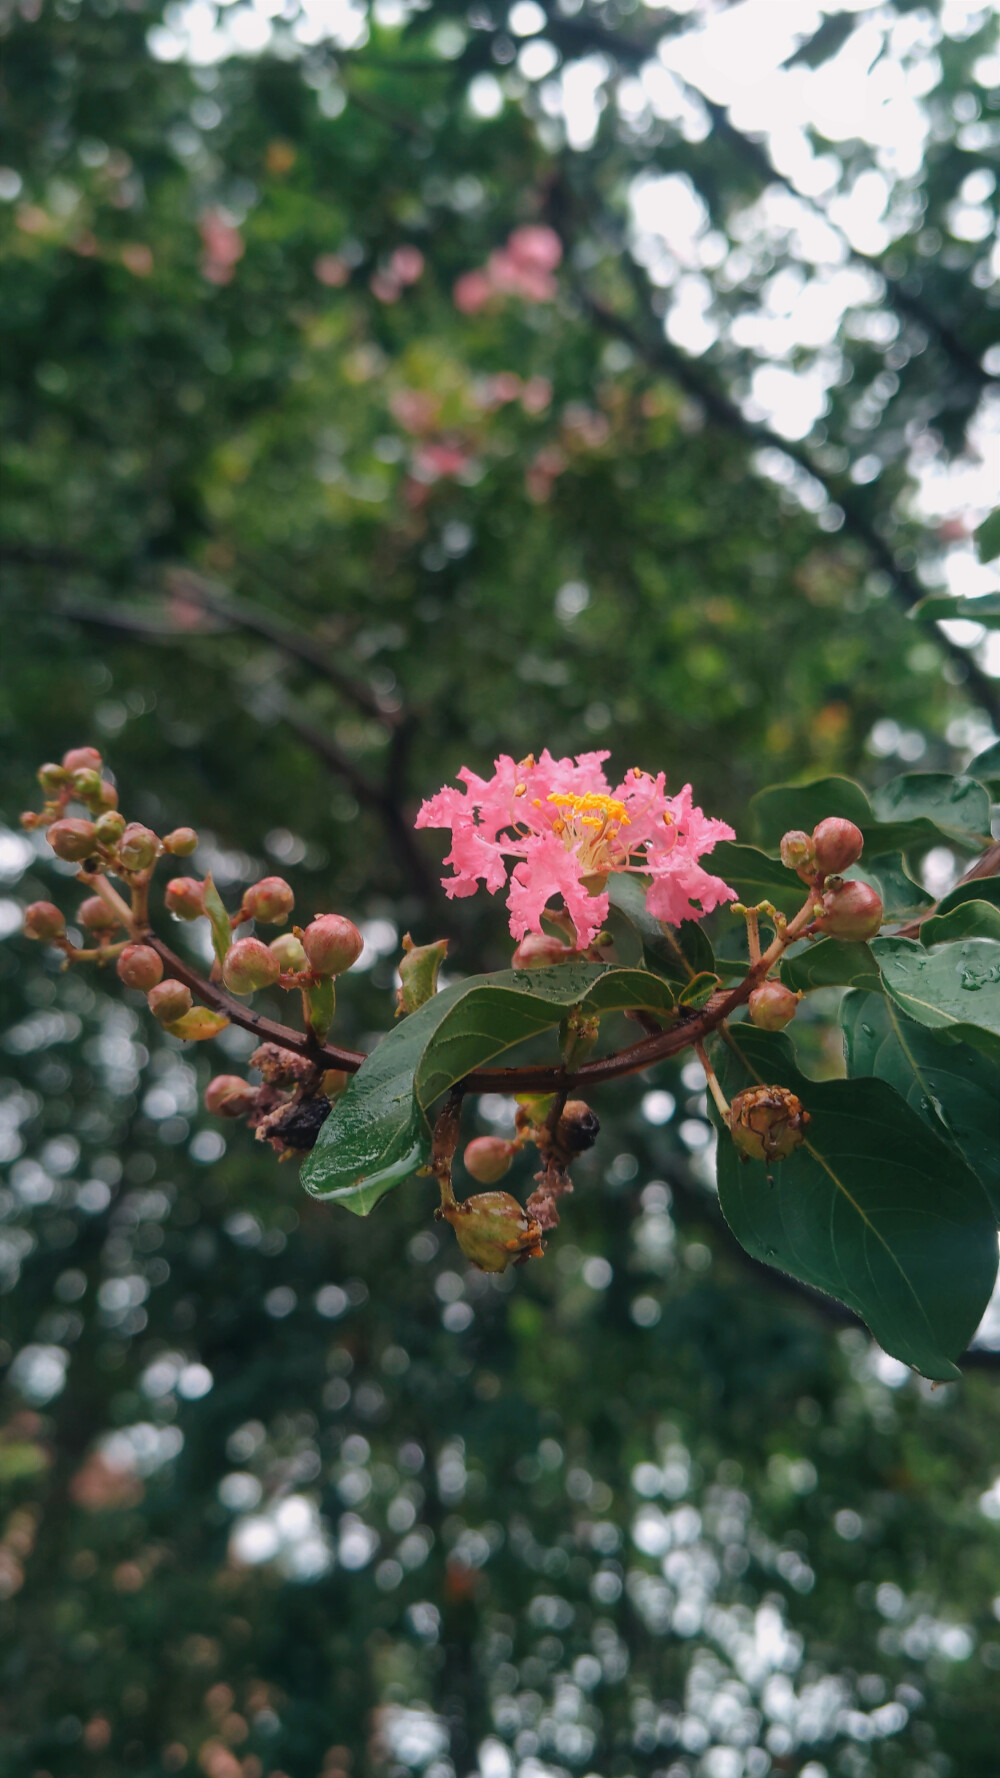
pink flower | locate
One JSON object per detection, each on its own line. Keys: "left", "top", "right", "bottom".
{"left": 314, "top": 252, "right": 349, "bottom": 287}
{"left": 390, "top": 245, "right": 425, "bottom": 285}
{"left": 199, "top": 209, "right": 243, "bottom": 286}
{"left": 453, "top": 269, "right": 494, "bottom": 314}
{"left": 507, "top": 224, "right": 562, "bottom": 273}
{"left": 416, "top": 752, "right": 736, "bottom": 947}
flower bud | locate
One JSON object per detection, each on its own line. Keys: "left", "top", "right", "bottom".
{"left": 222, "top": 937, "right": 280, "bottom": 995}
{"left": 38, "top": 763, "right": 67, "bottom": 795}
{"left": 748, "top": 981, "right": 801, "bottom": 1031}
{"left": 205, "top": 1075, "right": 258, "bottom": 1118}
{"left": 302, "top": 914, "right": 364, "bottom": 976}
{"left": 48, "top": 817, "right": 97, "bottom": 862}
{"left": 117, "top": 823, "right": 159, "bottom": 871}
{"left": 23, "top": 901, "right": 66, "bottom": 942}
{"left": 117, "top": 944, "right": 164, "bottom": 990}
{"left": 270, "top": 932, "right": 308, "bottom": 974}
{"left": 730, "top": 1085, "right": 810, "bottom": 1164}
{"left": 812, "top": 817, "right": 864, "bottom": 876}
{"left": 71, "top": 768, "right": 103, "bottom": 804}
{"left": 165, "top": 877, "right": 205, "bottom": 920}
{"left": 147, "top": 979, "right": 193, "bottom": 1024}
{"left": 814, "top": 879, "right": 882, "bottom": 942}
{"left": 512, "top": 932, "right": 576, "bottom": 968}
{"left": 94, "top": 811, "right": 126, "bottom": 845}
{"left": 95, "top": 780, "right": 119, "bottom": 813}
{"left": 438, "top": 1191, "right": 544, "bottom": 1273}
{"left": 464, "top": 1136, "right": 515, "bottom": 1185}
{"left": 163, "top": 827, "right": 198, "bottom": 857}
{"left": 242, "top": 876, "right": 295, "bottom": 925}
{"left": 555, "top": 1099, "right": 600, "bottom": 1154}
{"left": 62, "top": 746, "right": 103, "bottom": 775}
{"left": 79, "top": 895, "right": 123, "bottom": 932}
{"left": 779, "top": 830, "right": 816, "bottom": 876}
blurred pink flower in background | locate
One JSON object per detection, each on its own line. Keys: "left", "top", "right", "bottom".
{"left": 453, "top": 224, "right": 563, "bottom": 312}
{"left": 199, "top": 209, "right": 243, "bottom": 285}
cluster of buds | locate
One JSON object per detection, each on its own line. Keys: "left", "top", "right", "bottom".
{"left": 779, "top": 816, "right": 882, "bottom": 941}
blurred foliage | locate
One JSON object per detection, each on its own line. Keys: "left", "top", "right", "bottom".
{"left": 1, "top": 1, "right": 1000, "bottom": 1775}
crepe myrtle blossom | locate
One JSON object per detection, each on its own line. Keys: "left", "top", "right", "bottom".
{"left": 416, "top": 751, "right": 736, "bottom": 947}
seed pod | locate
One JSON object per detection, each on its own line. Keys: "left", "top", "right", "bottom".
{"left": 165, "top": 877, "right": 205, "bottom": 920}
{"left": 94, "top": 810, "right": 126, "bottom": 846}
{"left": 147, "top": 979, "right": 193, "bottom": 1025}
{"left": 48, "top": 817, "right": 98, "bottom": 862}
{"left": 438, "top": 1191, "right": 544, "bottom": 1273}
{"left": 62, "top": 746, "right": 103, "bottom": 775}
{"left": 23, "top": 901, "right": 66, "bottom": 942}
{"left": 38, "top": 762, "right": 68, "bottom": 795}
{"left": 117, "top": 944, "right": 164, "bottom": 991}
{"left": 555, "top": 1099, "right": 600, "bottom": 1154}
{"left": 205, "top": 1074, "right": 258, "bottom": 1118}
{"left": 242, "top": 876, "right": 295, "bottom": 925}
{"left": 79, "top": 895, "right": 124, "bottom": 932}
{"left": 730, "top": 1085, "right": 810, "bottom": 1164}
{"left": 269, "top": 932, "right": 308, "bottom": 973}
{"left": 779, "top": 830, "right": 816, "bottom": 876}
{"left": 814, "top": 879, "right": 882, "bottom": 942}
{"left": 812, "top": 816, "right": 864, "bottom": 876}
{"left": 512, "top": 932, "right": 576, "bottom": 968}
{"left": 163, "top": 827, "right": 198, "bottom": 856}
{"left": 222, "top": 937, "right": 281, "bottom": 995}
{"left": 117, "top": 823, "right": 159, "bottom": 872}
{"left": 464, "top": 1136, "right": 515, "bottom": 1185}
{"left": 302, "top": 914, "right": 364, "bottom": 976}
{"left": 748, "top": 981, "right": 801, "bottom": 1031}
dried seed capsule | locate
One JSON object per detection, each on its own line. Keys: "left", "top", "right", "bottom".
{"left": 812, "top": 816, "right": 864, "bottom": 876}
{"left": 555, "top": 1099, "right": 600, "bottom": 1154}
{"left": 748, "top": 981, "right": 801, "bottom": 1031}
{"left": 814, "top": 879, "right": 882, "bottom": 942}
{"left": 165, "top": 877, "right": 205, "bottom": 920}
{"left": 47, "top": 817, "right": 98, "bottom": 862}
{"left": 242, "top": 876, "right": 295, "bottom": 925}
{"left": 269, "top": 932, "right": 308, "bottom": 973}
{"left": 147, "top": 979, "right": 193, "bottom": 1025}
{"left": 163, "top": 827, "right": 198, "bottom": 856}
{"left": 464, "top": 1136, "right": 515, "bottom": 1185}
{"left": 62, "top": 746, "right": 103, "bottom": 775}
{"left": 438, "top": 1191, "right": 544, "bottom": 1273}
{"left": 205, "top": 1075, "right": 258, "bottom": 1117}
{"left": 302, "top": 914, "right": 364, "bottom": 976}
{"left": 79, "top": 895, "right": 124, "bottom": 932}
{"left": 117, "top": 944, "right": 164, "bottom": 991}
{"left": 23, "top": 901, "right": 66, "bottom": 942}
{"left": 222, "top": 937, "right": 280, "bottom": 995}
{"left": 118, "top": 823, "right": 159, "bottom": 871}
{"left": 730, "top": 1085, "right": 810, "bottom": 1164}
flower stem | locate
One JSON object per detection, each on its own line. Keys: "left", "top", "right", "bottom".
{"left": 695, "top": 1040, "right": 731, "bottom": 1124}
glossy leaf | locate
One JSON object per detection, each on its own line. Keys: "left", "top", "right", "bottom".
{"left": 713, "top": 1025, "right": 996, "bottom": 1380}
{"left": 710, "top": 841, "right": 806, "bottom": 919}
{"left": 873, "top": 936, "right": 1000, "bottom": 1055}
{"left": 975, "top": 507, "right": 1000, "bottom": 564}
{"left": 910, "top": 591, "right": 1000, "bottom": 626}
{"left": 933, "top": 874, "right": 1000, "bottom": 920}
{"left": 967, "top": 740, "right": 1000, "bottom": 791}
{"left": 920, "top": 900, "right": 1000, "bottom": 946}
{"left": 606, "top": 874, "right": 715, "bottom": 981}
{"left": 842, "top": 990, "right": 1000, "bottom": 1219}
{"left": 780, "top": 938, "right": 881, "bottom": 994}
{"left": 302, "top": 963, "right": 676, "bottom": 1213}
{"left": 750, "top": 776, "right": 872, "bottom": 851}
{"left": 751, "top": 772, "right": 991, "bottom": 856}
{"left": 852, "top": 854, "right": 932, "bottom": 920}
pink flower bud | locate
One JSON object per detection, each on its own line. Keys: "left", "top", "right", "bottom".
{"left": 242, "top": 876, "right": 294, "bottom": 925}
{"left": 814, "top": 880, "right": 882, "bottom": 942}
{"left": 117, "top": 823, "right": 159, "bottom": 871}
{"left": 38, "top": 763, "right": 67, "bottom": 794}
{"left": 222, "top": 937, "right": 280, "bottom": 995}
{"left": 78, "top": 895, "right": 124, "bottom": 932}
{"left": 95, "top": 780, "right": 119, "bottom": 812}
{"left": 748, "top": 981, "right": 801, "bottom": 1031}
{"left": 205, "top": 1075, "right": 258, "bottom": 1118}
{"left": 730, "top": 1085, "right": 810, "bottom": 1164}
{"left": 779, "top": 830, "right": 816, "bottom": 875}
{"left": 163, "top": 827, "right": 198, "bottom": 857}
{"left": 147, "top": 979, "right": 193, "bottom": 1024}
{"left": 48, "top": 817, "right": 98, "bottom": 862}
{"left": 302, "top": 914, "right": 364, "bottom": 976}
{"left": 165, "top": 877, "right": 205, "bottom": 920}
{"left": 62, "top": 746, "right": 103, "bottom": 775}
{"left": 512, "top": 932, "right": 576, "bottom": 968}
{"left": 812, "top": 817, "right": 864, "bottom": 876}
{"left": 94, "top": 811, "right": 126, "bottom": 845}
{"left": 23, "top": 901, "right": 66, "bottom": 942}
{"left": 117, "top": 944, "right": 164, "bottom": 990}
{"left": 270, "top": 932, "right": 308, "bottom": 973}
{"left": 464, "top": 1136, "right": 515, "bottom": 1185}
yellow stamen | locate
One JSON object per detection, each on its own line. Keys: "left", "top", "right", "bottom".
{"left": 547, "top": 791, "right": 631, "bottom": 826}
{"left": 514, "top": 783, "right": 526, "bottom": 797}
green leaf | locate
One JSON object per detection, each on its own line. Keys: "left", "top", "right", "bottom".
{"left": 397, "top": 935, "right": 449, "bottom": 1015}
{"left": 201, "top": 873, "right": 232, "bottom": 969}
{"left": 842, "top": 990, "right": 1000, "bottom": 1219}
{"left": 975, "top": 507, "right": 1000, "bottom": 565}
{"left": 302, "top": 963, "right": 676, "bottom": 1213}
{"left": 606, "top": 874, "right": 714, "bottom": 981}
{"left": 678, "top": 971, "right": 720, "bottom": 1010}
{"left": 710, "top": 841, "right": 806, "bottom": 919}
{"left": 853, "top": 854, "right": 932, "bottom": 920}
{"left": 713, "top": 1026, "right": 996, "bottom": 1380}
{"left": 750, "top": 777, "right": 873, "bottom": 852}
{"left": 873, "top": 935, "right": 1000, "bottom": 1056}
{"left": 920, "top": 900, "right": 1000, "bottom": 946}
{"left": 967, "top": 740, "right": 1000, "bottom": 792}
{"left": 780, "top": 938, "right": 881, "bottom": 994}
{"left": 934, "top": 874, "right": 1000, "bottom": 920}
{"left": 910, "top": 592, "right": 1000, "bottom": 627}
{"left": 750, "top": 773, "right": 991, "bottom": 856}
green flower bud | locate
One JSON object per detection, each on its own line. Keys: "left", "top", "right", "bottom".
{"left": 438, "top": 1190, "right": 544, "bottom": 1273}
{"left": 748, "top": 981, "right": 801, "bottom": 1031}
{"left": 779, "top": 830, "right": 816, "bottom": 876}
{"left": 147, "top": 979, "right": 193, "bottom": 1025}
{"left": 302, "top": 914, "right": 364, "bottom": 976}
{"left": 47, "top": 817, "right": 97, "bottom": 862}
{"left": 812, "top": 817, "right": 864, "bottom": 876}
{"left": 62, "top": 746, "right": 103, "bottom": 775}
{"left": 94, "top": 810, "right": 126, "bottom": 846}
{"left": 78, "top": 895, "right": 124, "bottom": 932}
{"left": 38, "top": 763, "right": 67, "bottom": 795}
{"left": 270, "top": 932, "right": 308, "bottom": 973}
{"left": 117, "top": 823, "right": 159, "bottom": 871}
{"left": 117, "top": 944, "right": 164, "bottom": 991}
{"left": 730, "top": 1085, "right": 810, "bottom": 1164}
{"left": 23, "top": 901, "right": 66, "bottom": 942}
{"left": 165, "top": 877, "right": 205, "bottom": 920}
{"left": 464, "top": 1136, "right": 515, "bottom": 1185}
{"left": 814, "top": 879, "right": 882, "bottom": 942}
{"left": 242, "top": 876, "right": 295, "bottom": 925}
{"left": 163, "top": 827, "right": 198, "bottom": 856}
{"left": 222, "top": 937, "right": 280, "bottom": 995}
{"left": 205, "top": 1074, "right": 258, "bottom": 1118}
{"left": 71, "top": 768, "right": 103, "bottom": 804}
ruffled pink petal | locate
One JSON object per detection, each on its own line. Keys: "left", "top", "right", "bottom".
{"left": 506, "top": 833, "right": 608, "bottom": 947}
{"left": 645, "top": 857, "right": 737, "bottom": 926}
